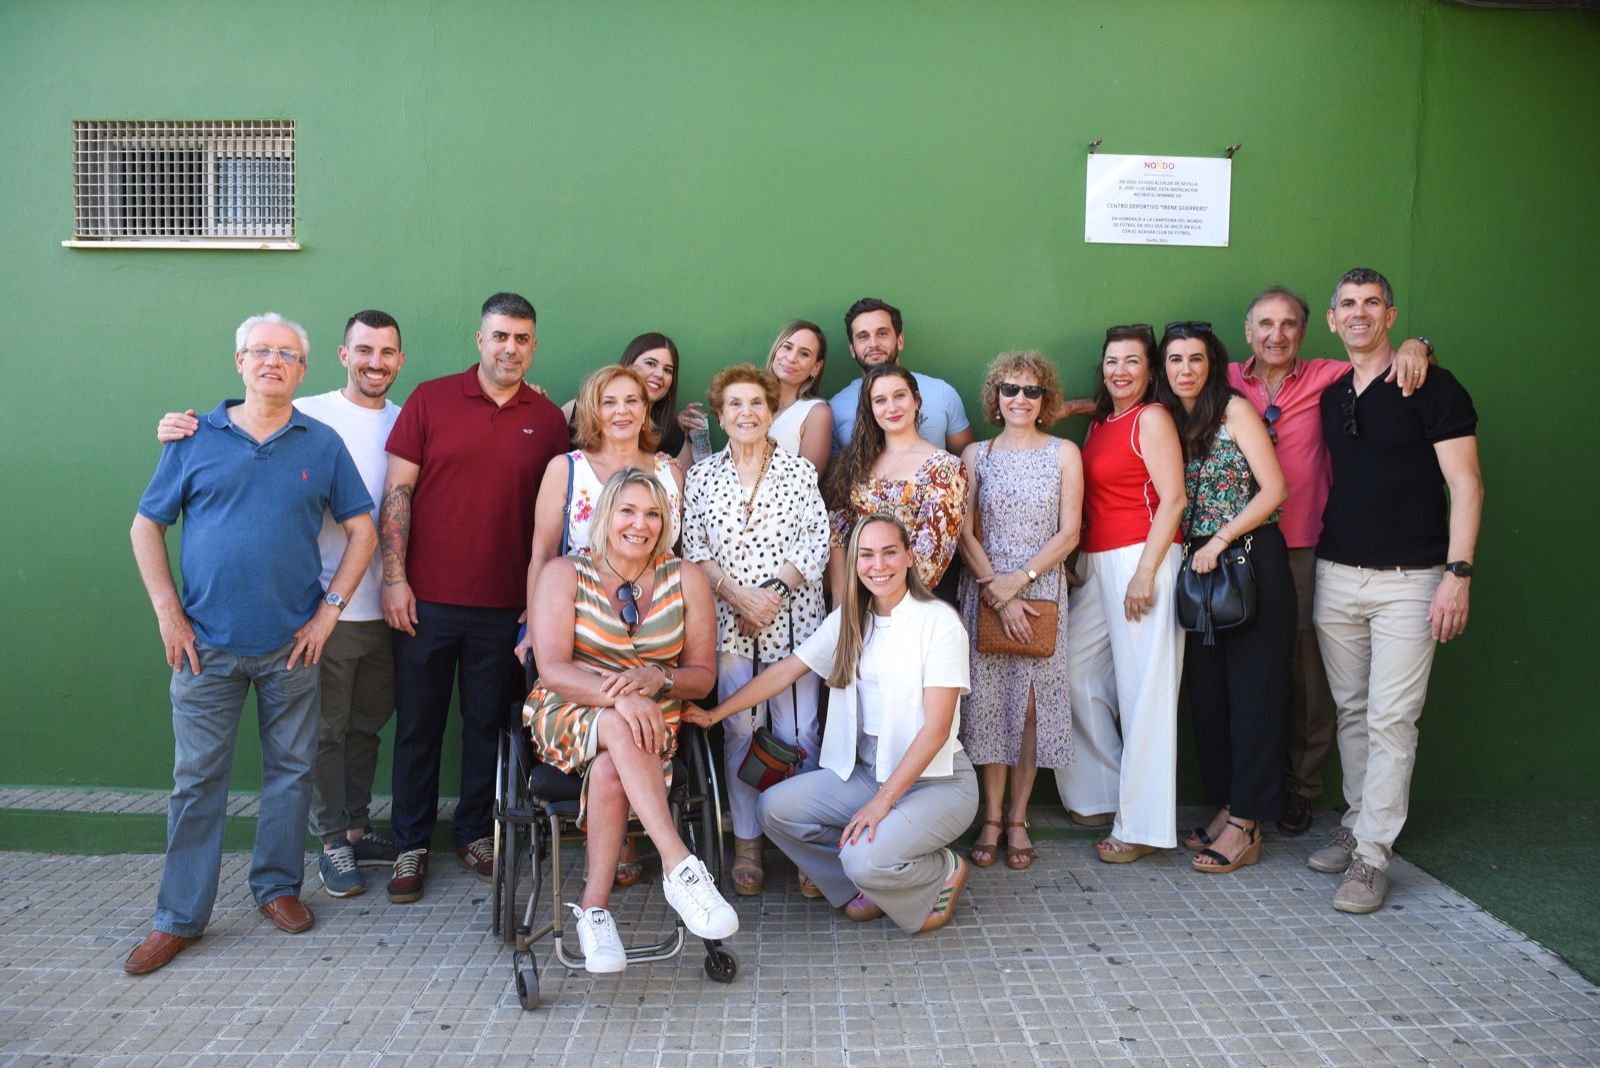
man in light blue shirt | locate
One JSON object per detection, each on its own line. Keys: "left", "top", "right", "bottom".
{"left": 828, "top": 297, "right": 974, "bottom": 455}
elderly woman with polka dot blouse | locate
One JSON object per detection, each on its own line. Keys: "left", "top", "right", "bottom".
{"left": 681, "top": 364, "right": 830, "bottom": 898}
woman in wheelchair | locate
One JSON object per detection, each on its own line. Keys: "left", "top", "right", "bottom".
{"left": 524, "top": 468, "right": 738, "bottom": 973}
{"left": 685, "top": 513, "right": 980, "bottom": 935}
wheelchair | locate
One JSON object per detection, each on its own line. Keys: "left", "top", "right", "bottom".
{"left": 491, "top": 699, "right": 737, "bottom": 1010}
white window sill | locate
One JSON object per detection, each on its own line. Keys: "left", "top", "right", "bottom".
{"left": 62, "top": 239, "right": 300, "bottom": 250}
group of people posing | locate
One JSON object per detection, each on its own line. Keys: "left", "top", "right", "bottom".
{"left": 123, "top": 275, "right": 1482, "bottom": 981}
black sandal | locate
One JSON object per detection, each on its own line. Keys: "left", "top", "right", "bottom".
{"left": 1193, "top": 819, "right": 1261, "bottom": 874}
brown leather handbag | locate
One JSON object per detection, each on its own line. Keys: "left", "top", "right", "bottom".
{"left": 976, "top": 587, "right": 1059, "bottom": 658}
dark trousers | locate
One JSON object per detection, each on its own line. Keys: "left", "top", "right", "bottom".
{"left": 1185, "top": 523, "right": 1295, "bottom": 821}
{"left": 390, "top": 600, "right": 522, "bottom": 850}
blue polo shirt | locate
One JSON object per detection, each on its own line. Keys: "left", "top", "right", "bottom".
{"left": 138, "top": 400, "right": 373, "bottom": 655}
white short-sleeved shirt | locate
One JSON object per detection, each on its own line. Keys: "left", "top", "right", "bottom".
{"left": 293, "top": 389, "right": 401, "bottom": 622}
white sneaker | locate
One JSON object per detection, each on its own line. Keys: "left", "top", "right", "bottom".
{"left": 662, "top": 856, "right": 739, "bottom": 940}
{"left": 568, "top": 904, "right": 626, "bottom": 974}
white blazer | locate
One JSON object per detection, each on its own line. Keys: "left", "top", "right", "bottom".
{"left": 796, "top": 594, "right": 970, "bottom": 782}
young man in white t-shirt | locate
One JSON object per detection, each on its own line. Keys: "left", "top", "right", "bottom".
{"left": 157, "top": 311, "right": 407, "bottom": 898}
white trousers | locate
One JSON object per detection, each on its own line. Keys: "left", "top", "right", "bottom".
{"left": 1313, "top": 561, "right": 1442, "bottom": 870}
{"left": 717, "top": 650, "right": 822, "bottom": 840}
{"left": 1055, "top": 542, "right": 1183, "bottom": 848}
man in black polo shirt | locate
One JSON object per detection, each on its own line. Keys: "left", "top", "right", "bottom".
{"left": 1307, "top": 268, "right": 1483, "bottom": 915}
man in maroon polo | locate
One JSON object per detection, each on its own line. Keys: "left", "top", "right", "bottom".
{"left": 378, "top": 292, "right": 568, "bottom": 901}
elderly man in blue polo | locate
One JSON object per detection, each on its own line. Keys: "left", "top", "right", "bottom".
{"left": 124, "top": 313, "right": 376, "bottom": 975}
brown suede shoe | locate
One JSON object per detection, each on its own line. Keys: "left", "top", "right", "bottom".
{"left": 123, "top": 930, "right": 199, "bottom": 975}
{"left": 258, "top": 895, "right": 315, "bottom": 934}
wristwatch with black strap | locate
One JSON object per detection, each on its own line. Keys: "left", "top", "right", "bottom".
{"left": 1444, "top": 560, "right": 1473, "bottom": 579}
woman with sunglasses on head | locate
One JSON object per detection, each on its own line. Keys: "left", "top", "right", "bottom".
{"left": 685, "top": 513, "right": 978, "bottom": 935}
{"left": 955, "top": 352, "right": 1083, "bottom": 871}
{"left": 823, "top": 365, "right": 967, "bottom": 605}
{"left": 560, "top": 333, "right": 708, "bottom": 472}
{"left": 681, "top": 364, "right": 830, "bottom": 898}
{"left": 1056, "top": 325, "right": 1187, "bottom": 864}
{"left": 763, "top": 320, "right": 834, "bottom": 478}
{"left": 1155, "top": 322, "right": 1294, "bottom": 873}
{"left": 522, "top": 363, "right": 686, "bottom": 887}
{"left": 523, "top": 468, "right": 736, "bottom": 973}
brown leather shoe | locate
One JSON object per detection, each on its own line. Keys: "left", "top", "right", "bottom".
{"left": 123, "top": 930, "right": 199, "bottom": 975}
{"left": 258, "top": 895, "right": 315, "bottom": 934}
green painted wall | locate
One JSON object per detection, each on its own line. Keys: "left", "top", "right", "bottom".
{"left": 2, "top": 0, "right": 1595, "bottom": 803}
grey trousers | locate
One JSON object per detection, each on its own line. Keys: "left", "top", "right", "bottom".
{"left": 308, "top": 619, "right": 396, "bottom": 843}
{"left": 757, "top": 750, "right": 978, "bottom": 933}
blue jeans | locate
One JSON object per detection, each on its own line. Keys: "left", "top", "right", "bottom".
{"left": 153, "top": 639, "right": 320, "bottom": 937}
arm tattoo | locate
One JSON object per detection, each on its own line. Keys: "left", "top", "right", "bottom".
{"left": 380, "top": 484, "right": 413, "bottom": 585}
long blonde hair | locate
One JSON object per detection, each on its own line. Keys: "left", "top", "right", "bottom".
{"left": 826, "top": 512, "right": 936, "bottom": 689}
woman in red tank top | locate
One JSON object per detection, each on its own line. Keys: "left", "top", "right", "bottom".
{"left": 1054, "top": 325, "right": 1187, "bottom": 863}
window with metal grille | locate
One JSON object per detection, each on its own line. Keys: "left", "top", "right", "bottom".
{"left": 66, "top": 120, "right": 298, "bottom": 249}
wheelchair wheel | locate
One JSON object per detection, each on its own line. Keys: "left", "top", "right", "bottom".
{"left": 491, "top": 730, "right": 509, "bottom": 938}
{"left": 682, "top": 726, "right": 728, "bottom": 887}
{"left": 515, "top": 962, "right": 540, "bottom": 1010}
{"left": 497, "top": 730, "right": 533, "bottom": 942}
{"left": 703, "top": 946, "right": 738, "bottom": 984}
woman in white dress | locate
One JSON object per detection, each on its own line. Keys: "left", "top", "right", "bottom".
{"left": 763, "top": 319, "right": 833, "bottom": 477}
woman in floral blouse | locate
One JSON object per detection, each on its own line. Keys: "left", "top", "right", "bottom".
{"left": 682, "top": 364, "right": 830, "bottom": 897}
{"left": 1155, "top": 322, "right": 1292, "bottom": 875}
{"left": 823, "top": 365, "right": 967, "bottom": 605}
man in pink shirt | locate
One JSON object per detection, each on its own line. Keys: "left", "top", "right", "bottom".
{"left": 1227, "top": 287, "right": 1431, "bottom": 836}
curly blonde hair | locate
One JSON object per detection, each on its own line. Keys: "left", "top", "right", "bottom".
{"left": 979, "top": 350, "right": 1062, "bottom": 430}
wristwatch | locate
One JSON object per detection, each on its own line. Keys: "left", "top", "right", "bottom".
{"left": 1024, "top": 568, "right": 1039, "bottom": 583}
{"left": 653, "top": 666, "right": 676, "bottom": 699}
{"left": 1444, "top": 560, "right": 1473, "bottom": 579}
{"left": 759, "top": 576, "right": 792, "bottom": 601}
{"left": 325, "top": 591, "right": 347, "bottom": 611}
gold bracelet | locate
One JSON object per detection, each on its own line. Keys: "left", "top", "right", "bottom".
{"left": 714, "top": 576, "right": 725, "bottom": 596}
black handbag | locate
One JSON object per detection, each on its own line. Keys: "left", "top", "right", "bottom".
{"left": 1175, "top": 534, "right": 1256, "bottom": 646}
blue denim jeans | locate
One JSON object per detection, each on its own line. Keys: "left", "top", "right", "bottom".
{"left": 153, "top": 639, "right": 320, "bottom": 937}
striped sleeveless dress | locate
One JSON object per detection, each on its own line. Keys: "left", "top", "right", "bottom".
{"left": 523, "top": 549, "right": 686, "bottom": 824}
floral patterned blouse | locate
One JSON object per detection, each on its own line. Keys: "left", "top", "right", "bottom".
{"left": 829, "top": 451, "right": 967, "bottom": 588}
{"left": 1183, "top": 425, "right": 1280, "bottom": 538}
{"left": 683, "top": 443, "right": 830, "bottom": 662}
{"left": 564, "top": 450, "right": 681, "bottom": 551}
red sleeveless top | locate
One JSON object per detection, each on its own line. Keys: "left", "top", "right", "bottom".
{"left": 1080, "top": 403, "right": 1177, "bottom": 553}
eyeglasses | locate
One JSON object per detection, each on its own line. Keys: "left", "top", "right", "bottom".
{"left": 1163, "top": 320, "right": 1213, "bottom": 334}
{"left": 997, "top": 382, "right": 1045, "bottom": 400}
{"left": 242, "top": 345, "right": 305, "bottom": 365}
{"left": 615, "top": 580, "right": 641, "bottom": 634}
{"left": 1341, "top": 388, "right": 1360, "bottom": 438}
{"left": 1263, "top": 403, "right": 1281, "bottom": 444}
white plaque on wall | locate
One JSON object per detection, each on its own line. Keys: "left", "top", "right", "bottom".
{"left": 1085, "top": 154, "right": 1232, "bottom": 247}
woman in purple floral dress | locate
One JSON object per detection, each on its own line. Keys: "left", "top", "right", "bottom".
{"left": 956, "top": 352, "right": 1083, "bottom": 870}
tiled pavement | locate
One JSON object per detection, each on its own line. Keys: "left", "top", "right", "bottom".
{"left": 1, "top": 801, "right": 1597, "bottom": 1067}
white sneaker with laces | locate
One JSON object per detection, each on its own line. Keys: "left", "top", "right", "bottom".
{"left": 569, "top": 904, "right": 626, "bottom": 973}
{"left": 662, "top": 855, "right": 739, "bottom": 940}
